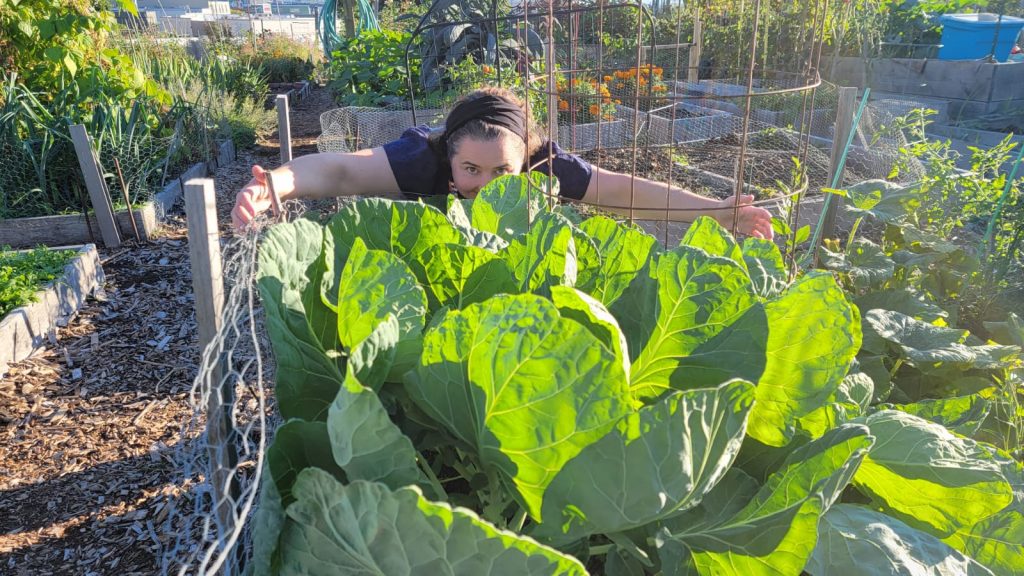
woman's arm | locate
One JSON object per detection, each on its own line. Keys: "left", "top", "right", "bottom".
{"left": 232, "top": 148, "right": 401, "bottom": 229}
{"left": 581, "top": 166, "right": 774, "bottom": 239}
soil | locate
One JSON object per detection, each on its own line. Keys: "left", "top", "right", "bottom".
{"left": 0, "top": 84, "right": 333, "bottom": 575}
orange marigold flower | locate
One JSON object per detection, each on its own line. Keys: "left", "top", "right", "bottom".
{"left": 615, "top": 82, "right": 625, "bottom": 89}
{"left": 558, "top": 99, "right": 569, "bottom": 111}
{"left": 482, "top": 65, "right": 493, "bottom": 74}
{"left": 603, "top": 75, "right": 612, "bottom": 82}
{"left": 588, "top": 104, "right": 600, "bottom": 115}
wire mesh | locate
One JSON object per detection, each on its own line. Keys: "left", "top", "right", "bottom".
{"left": 158, "top": 227, "right": 279, "bottom": 576}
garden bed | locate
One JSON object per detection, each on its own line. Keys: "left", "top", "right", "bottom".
{"left": 646, "top": 102, "right": 736, "bottom": 144}
{"left": 0, "top": 244, "right": 104, "bottom": 377}
{"left": 264, "top": 80, "right": 313, "bottom": 110}
{"left": 0, "top": 140, "right": 234, "bottom": 249}
{"left": 557, "top": 119, "right": 629, "bottom": 151}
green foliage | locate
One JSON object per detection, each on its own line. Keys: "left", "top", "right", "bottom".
{"left": 328, "top": 30, "right": 421, "bottom": 107}
{"left": 0, "top": 246, "right": 76, "bottom": 317}
{"left": 252, "top": 172, "right": 1024, "bottom": 575}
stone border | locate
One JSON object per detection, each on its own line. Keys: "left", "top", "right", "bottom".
{"left": 0, "top": 140, "right": 235, "bottom": 248}
{"left": 0, "top": 244, "right": 105, "bottom": 377}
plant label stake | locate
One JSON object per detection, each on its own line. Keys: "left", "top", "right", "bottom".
{"left": 70, "top": 124, "right": 122, "bottom": 248}
{"left": 277, "top": 94, "right": 293, "bottom": 165}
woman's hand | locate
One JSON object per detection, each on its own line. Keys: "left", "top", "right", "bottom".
{"left": 711, "top": 194, "right": 774, "bottom": 240}
{"left": 232, "top": 165, "right": 273, "bottom": 230}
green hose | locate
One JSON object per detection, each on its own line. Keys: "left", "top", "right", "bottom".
{"left": 320, "top": 0, "right": 380, "bottom": 59}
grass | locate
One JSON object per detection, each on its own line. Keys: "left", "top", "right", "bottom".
{"left": 0, "top": 246, "right": 77, "bottom": 318}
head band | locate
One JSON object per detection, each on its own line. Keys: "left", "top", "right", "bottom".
{"left": 444, "top": 94, "right": 526, "bottom": 141}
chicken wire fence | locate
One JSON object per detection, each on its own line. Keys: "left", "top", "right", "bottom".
{"left": 156, "top": 1, "right": 949, "bottom": 573}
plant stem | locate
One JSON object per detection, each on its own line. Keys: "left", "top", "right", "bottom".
{"left": 845, "top": 216, "right": 863, "bottom": 253}
{"left": 416, "top": 453, "right": 446, "bottom": 501}
{"left": 589, "top": 544, "right": 614, "bottom": 556}
{"left": 510, "top": 508, "right": 527, "bottom": 532}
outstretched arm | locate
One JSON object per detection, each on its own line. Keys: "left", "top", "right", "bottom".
{"left": 581, "top": 166, "right": 774, "bottom": 239}
{"left": 232, "top": 148, "right": 401, "bottom": 229}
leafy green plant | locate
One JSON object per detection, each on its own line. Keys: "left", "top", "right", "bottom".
{"left": 327, "top": 29, "right": 421, "bottom": 106}
{"left": 0, "top": 246, "right": 76, "bottom": 317}
{"left": 251, "top": 172, "right": 1022, "bottom": 575}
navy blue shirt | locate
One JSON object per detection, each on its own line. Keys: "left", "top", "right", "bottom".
{"left": 382, "top": 126, "right": 593, "bottom": 201}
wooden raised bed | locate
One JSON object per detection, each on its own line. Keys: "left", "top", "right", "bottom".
{"left": 0, "top": 244, "right": 104, "bottom": 377}
{"left": 0, "top": 140, "right": 234, "bottom": 249}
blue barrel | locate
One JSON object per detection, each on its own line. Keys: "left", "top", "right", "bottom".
{"left": 938, "top": 13, "right": 1024, "bottom": 61}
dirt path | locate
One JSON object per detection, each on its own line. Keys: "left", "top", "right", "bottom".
{"left": 0, "top": 85, "right": 336, "bottom": 575}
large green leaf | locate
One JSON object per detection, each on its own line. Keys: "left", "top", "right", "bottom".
{"left": 887, "top": 395, "right": 992, "bottom": 437}
{"left": 795, "top": 370, "right": 875, "bottom": 439}
{"left": 257, "top": 220, "right": 345, "bottom": 421}
{"left": 279, "top": 470, "right": 587, "bottom": 575}
{"left": 404, "top": 294, "right": 633, "bottom": 520}
{"left": 579, "top": 216, "right": 658, "bottom": 307}
{"left": 943, "top": 455, "right": 1024, "bottom": 575}
{"left": 807, "top": 504, "right": 995, "bottom": 576}
{"left": 984, "top": 312, "right": 1024, "bottom": 347}
{"left": 657, "top": 425, "right": 872, "bottom": 575}
{"left": 742, "top": 237, "right": 788, "bottom": 299}
{"left": 630, "top": 246, "right": 757, "bottom": 399}
{"left": 471, "top": 172, "right": 549, "bottom": 241}
{"left": 864, "top": 309, "right": 1019, "bottom": 372}
{"left": 679, "top": 216, "right": 745, "bottom": 271}
{"left": 326, "top": 197, "right": 464, "bottom": 281}
{"left": 327, "top": 368, "right": 426, "bottom": 491}
{"left": 421, "top": 243, "right": 518, "bottom": 311}
{"left": 550, "top": 286, "right": 630, "bottom": 378}
{"left": 250, "top": 463, "right": 286, "bottom": 576}
{"left": 855, "top": 289, "right": 948, "bottom": 323}
{"left": 322, "top": 237, "right": 427, "bottom": 378}
{"left": 347, "top": 314, "right": 399, "bottom": 391}
{"left": 267, "top": 420, "right": 345, "bottom": 508}
{"left": 535, "top": 380, "right": 755, "bottom": 541}
{"left": 750, "top": 272, "right": 862, "bottom": 447}
{"left": 819, "top": 238, "right": 895, "bottom": 290}
{"left": 853, "top": 410, "right": 1013, "bottom": 536}
{"left": 570, "top": 227, "right": 602, "bottom": 294}
{"left": 841, "top": 179, "right": 920, "bottom": 222}
{"left": 503, "top": 212, "right": 578, "bottom": 297}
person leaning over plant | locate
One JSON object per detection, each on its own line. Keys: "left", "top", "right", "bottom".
{"left": 232, "top": 86, "right": 773, "bottom": 239}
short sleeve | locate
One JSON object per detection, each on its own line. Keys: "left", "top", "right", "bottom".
{"left": 528, "top": 141, "right": 593, "bottom": 200}
{"left": 382, "top": 126, "right": 442, "bottom": 199}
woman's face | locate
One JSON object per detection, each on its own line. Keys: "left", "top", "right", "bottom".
{"left": 449, "top": 134, "right": 525, "bottom": 198}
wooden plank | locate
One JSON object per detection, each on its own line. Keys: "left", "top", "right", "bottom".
{"left": 70, "top": 124, "right": 121, "bottom": 248}
{"left": 154, "top": 161, "right": 208, "bottom": 219}
{"left": 688, "top": 17, "right": 703, "bottom": 84}
{"left": 277, "top": 94, "right": 293, "bottom": 164}
{"left": 183, "top": 178, "right": 236, "bottom": 537}
{"left": 823, "top": 86, "right": 858, "bottom": 240}
{"left": 0, "top": 203, "right": 160, "bottom": 248}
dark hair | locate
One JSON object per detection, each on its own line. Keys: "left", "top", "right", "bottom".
{"left": 428, "top": 86, "right": 543, "bottom": 167}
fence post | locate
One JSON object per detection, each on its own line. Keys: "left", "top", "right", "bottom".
{"left": 183, "top": 178, "right": 237, "bottom": 546}
{"left": 277, "top": 94, "right": 293, "bottom": 165}
{"left": 823, "top": 86, "right": 858, "bottom": 240}
{"left": 688, "top": 15, "right": 703, "bottom": 83}
{"left": 70, "top": 124, "right": 122, "bottom": 248}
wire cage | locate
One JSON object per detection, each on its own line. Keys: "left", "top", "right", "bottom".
{"left": 164, "top": 1, "right": 931, "bottom": 574}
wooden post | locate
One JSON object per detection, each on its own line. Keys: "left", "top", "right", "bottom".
{"left": 183, "top": 178, "right": 236, "bottom": 539}
{"left": 70, "top": 125, "right": 121, "bottom": 248}
{"left": 688, "top": 16, "right": 703, "bottom": 83}
{"left": 277, "top": 94, "right": 293, "bottom": 165}
{"left": 823, "top": 86, "right": 858, "bottom": 240}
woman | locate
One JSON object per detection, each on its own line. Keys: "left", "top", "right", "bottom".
{"left": 232, "top": 86, "right": 773, "bottom": 239}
